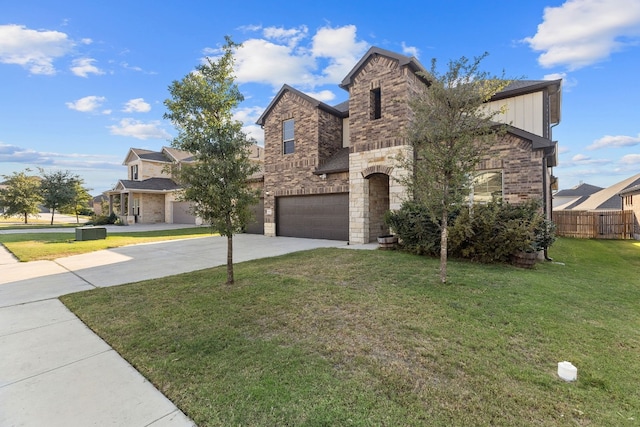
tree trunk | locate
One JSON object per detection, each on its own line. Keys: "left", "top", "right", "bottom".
{"left": 226, "top": 214, "right": 234, "bottom": 284}
{"left": 439, "top": 211, "right": 448, "bottom": 284}
{"left": 50, "top": 209, "right": 55, "bottom": 225}
{"left": 23, "top": 212, "right": 27, "bottom": 224}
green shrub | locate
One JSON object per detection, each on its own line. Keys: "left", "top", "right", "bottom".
{"left": 386, "top": 199, "right": 556, "bottom": 265}
{"left": 88, "top": 212, "right": 118, "bottom": 226}
{"left": 449, "top": 199, "right": 554, "bottom": 263}
{"left": 384, "top": 201, "right": 458, "bottom": 256}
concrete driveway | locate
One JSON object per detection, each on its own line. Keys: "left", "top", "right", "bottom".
{"left": 0, "top": 229, "right": 373, "bottom": 426}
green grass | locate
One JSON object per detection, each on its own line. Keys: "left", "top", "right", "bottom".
{"left": 0, "top": 227, "right": 215, "bottom": 261}
{"left": 60, "top": 238, "right": 640, "bottom": 426}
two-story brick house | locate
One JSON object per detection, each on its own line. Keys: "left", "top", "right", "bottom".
{"left": 107, "top": 145, "right": 264, "bottom": 225}
{"left": 257, "top": 46, "right": 561, "bottom": 244}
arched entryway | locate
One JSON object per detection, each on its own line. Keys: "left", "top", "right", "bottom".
{"left": 367, "top": 172, "right": 390, "bottom": 242}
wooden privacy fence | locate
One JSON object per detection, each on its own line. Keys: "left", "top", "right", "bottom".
{"left": 552, "top": 210, "right": 635, "bottom": 239}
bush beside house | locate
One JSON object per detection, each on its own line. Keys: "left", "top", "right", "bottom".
{"left": 386, "top": 199, "right": 556, "bottom": 266}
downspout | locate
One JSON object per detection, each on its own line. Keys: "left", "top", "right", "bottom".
{"left": 544, "top": 121, "right": 560, "bottom": 261}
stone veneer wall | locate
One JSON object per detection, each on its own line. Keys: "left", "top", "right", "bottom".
{"left": 349, "top": 146, "right": 411, "bottom": 244}
{"left": 345, "top": 53, "right": 421, "bottom": 244}
{"left": 262, "top": 90, "right": 345, "bottom": 236}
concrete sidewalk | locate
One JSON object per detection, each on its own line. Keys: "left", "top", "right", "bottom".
{"left": 0, "top": 231, "right": 373, "bottom": 426}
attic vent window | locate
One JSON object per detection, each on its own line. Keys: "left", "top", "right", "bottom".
{"left": 370, "top": 88, "right": 381, "bottom": 120}
{"left": 131, "top": 164, "right": 138, "bottom": 180}
{"left": 283, "top": 119, "right": 295, "bottom": 154}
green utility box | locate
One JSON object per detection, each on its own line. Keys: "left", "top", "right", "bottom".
{"left": 75, "top": 226, "right": 107, "bottom": 241}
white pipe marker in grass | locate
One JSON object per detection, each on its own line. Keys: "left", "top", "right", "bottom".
{"left": 557, "top": 361, "right": 577, "bottom": 381}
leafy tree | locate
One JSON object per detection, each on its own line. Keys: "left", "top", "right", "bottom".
{"left": 0, "top": 170, "right": 42, "bottom": 224}
{"left": 62, "top": 179, "right": 93, "bottom": 223}
{"left": 164, "top": 36, "right": 259, "bottom": 284}
{"left": 39, "top": 169, "right": 80, "bottom": 225}
{"left": 402, "top": 53, "right": 511, "bottom": 283}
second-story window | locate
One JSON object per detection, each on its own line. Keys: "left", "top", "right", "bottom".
{"left": 283, "top": 119, "right": 295, "bottom": 154}
{"left": 370, "top": 88, "right": 381, "bottom": 120}
{"left": 131, "top": 164, "right": 138, "bottom": 180}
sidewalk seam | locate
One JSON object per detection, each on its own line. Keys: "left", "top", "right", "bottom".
{"left": 0, "top": 348, "right": 113, "bottom": 389}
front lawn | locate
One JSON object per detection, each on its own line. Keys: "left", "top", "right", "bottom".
{"left": 0, "top": 227, "right": 215, "bottom": 261}
{"left": 61, "top": 238, "right": 640, "bottom": 426}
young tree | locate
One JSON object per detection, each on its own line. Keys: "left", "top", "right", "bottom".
{"left": 0, "top": 170, "right": 42, "bottom": 224}
{"left": 164, "top": 36, "right": 259, "bottom": 285}
{"left": 404, "top": 53, "right": 511, "bottom": 284}
{"left": 39, "top": 169, "right": 80, "bottom": 225}
{"left": 62, "top": 179, "right": 93, "bottom": 223}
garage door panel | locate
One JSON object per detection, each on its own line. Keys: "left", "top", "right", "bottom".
{"left": 245, "top": 198, "right": 264, "bottom": 234}
{"left": 276, "top": 193, "right": 348, "bottom": 241}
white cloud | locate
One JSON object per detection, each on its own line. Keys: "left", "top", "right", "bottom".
{"left": 619, "top": 153, "right": 640, "bottom": 164}
{"left": 0, "top": 142, "right": 120, "bottom": 170}
{"left": 66, "top": 95, "right": 107, "bottom": 113}
{"left": 109, "top": 118, "right": 171, "bottom": 140}
{"left": 523, "top": 0, "right": 640, "bottom": 70}
{"left": 401, "top": 42, "right": 420, "bottom": 58}
{"left": 263, "top": 25, "right": 308, "bottom": 47}
{"left": 303, "top": 90, "right": 336, "bottom": 103}
{"left": 567, "top": 153, "right": 611, "bottom": 166}
{"left": 311, "top": 25, "right": 369, "bottom": 84}
{"left": 234, "top": 38, "right": 316, "bottom": 88}
{"left": 226, "top": 24, "right": 368, "bottom": 90}
{"left": 70, "top": 57, "right": 104, "bottom": 77}
{"left": 123, "top": 98, "right": 151, "bottom": 113}
{"left": 234, "top": 106, "right": 265, "bottom": 145}
{"left": 588, "top": 133, "right": 640, "bottom": 150}
{"left": 0, "top": 24, "right": 74, "bottom": 75}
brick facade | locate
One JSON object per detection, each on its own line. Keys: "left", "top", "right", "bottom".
{"left": 257, "top": 47, "right": 560, "bottom": 243}
{"left": 262, "top": 90, "right": 347, "bottom": 236}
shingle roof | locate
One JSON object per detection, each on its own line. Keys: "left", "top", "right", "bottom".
{"left": 554, "top": 183, "right": 604, "bottom": 197}
{"left": 314, "top": 147, "right": 349, "bottom": 174}
{"left": 118, "top": 178, "right": 181, "bottom": 192}
{"left": 570, "top": 173, "right": 640, "bottom": 211}
{"left": 620, "top": 183, "right": 640, "bottom": 196}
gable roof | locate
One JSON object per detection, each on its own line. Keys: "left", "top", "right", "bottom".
{"left": 256, "top": 84, "right": 346, "bottom": 126}
{"left": 124, "top": 148, "right": 171, "bottom": 165}
{"left": 570, "top": 173, "right": 640, "bottom": 211}
{"left": 554, "top": 183, "right": 603, "bottom": 198}
{"left": 339, "top": 46, "right": 429, "bottom": 90}
{"left": 162, "top": 146, "right": 195, "bottom": 163}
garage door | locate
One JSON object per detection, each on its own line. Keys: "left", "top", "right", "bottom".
{"left": 245, "top": 198, "right": 264, "bottom": 234}
{"left": 172, "top": 201, "right": 197, "bottom": 224}
{"left": 276, "top": 193, "right": 348, "bottom": 240}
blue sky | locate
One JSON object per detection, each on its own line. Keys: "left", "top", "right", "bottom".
{"left": 1, "top": 0, "right": 639, "bottom": 195}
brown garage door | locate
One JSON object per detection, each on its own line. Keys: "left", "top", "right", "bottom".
{"left": 172, "top": 201, "right": 197, "bottom": 224}
{"left": 245, "top": 198, "right": 264, "bottom": 234}
{"left": 276, "top": 193, "right": 348, "bottom": 240}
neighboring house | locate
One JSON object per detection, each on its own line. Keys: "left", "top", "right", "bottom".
{"left": 619, "top": 183, "right": 640, "bottom": 239}
{"left": 106, "top": 145, "right": 264, "bottom": 225}
{"left": 557, "top": 173, "right": 640, "bottom": 212}
{"left": 553, "top": 182, "right": 603, "bottom": 211}
{"left": 92, "top": 194, "right": 108, "bottom": 216}
{"left": 256, "top": 46, "right": 561, "bottom": 244}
